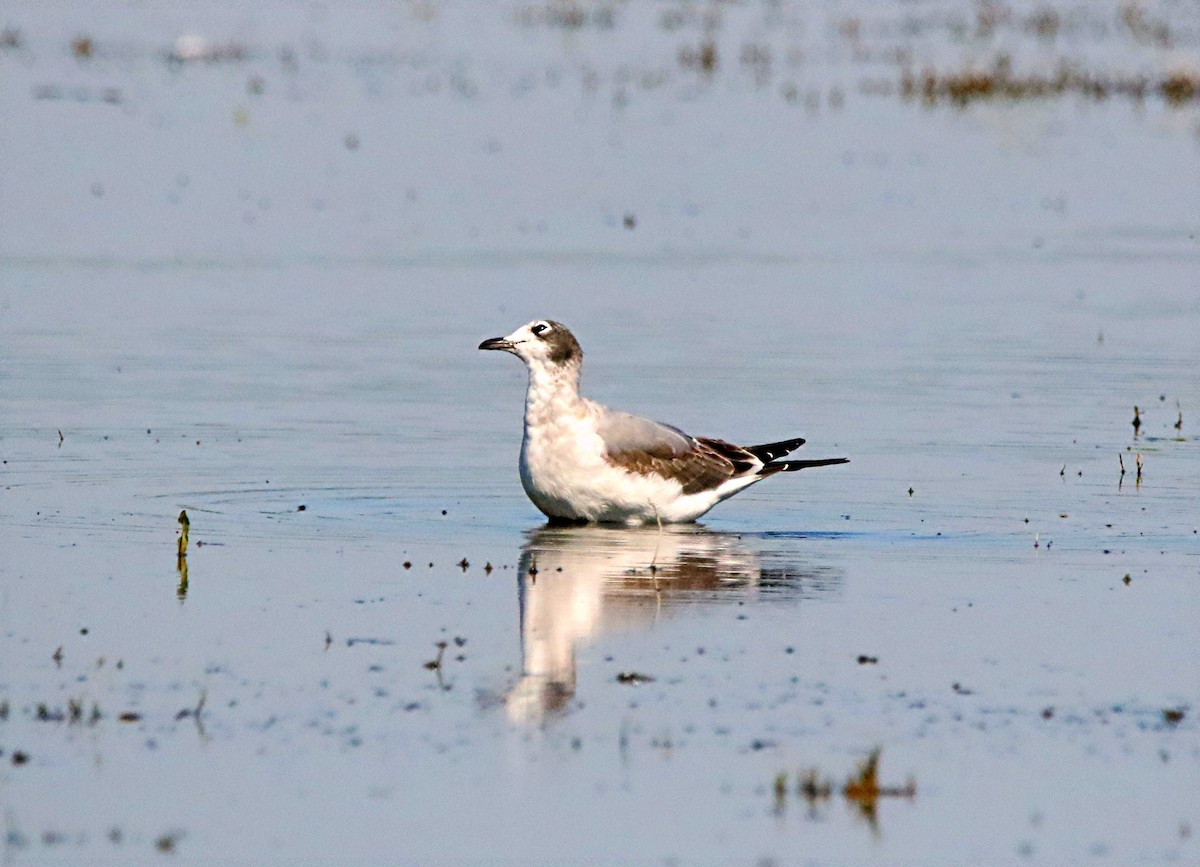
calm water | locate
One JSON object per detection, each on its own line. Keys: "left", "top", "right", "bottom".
{"left": 2, "top": 2, "right": 1198, "bottom": 863}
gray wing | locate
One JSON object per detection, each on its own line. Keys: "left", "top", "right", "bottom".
{"left": 596, "top": 410, "right": 754, "bottom": 494}
{"left": 594, "top": 410, "right": 693, "bottom": 459}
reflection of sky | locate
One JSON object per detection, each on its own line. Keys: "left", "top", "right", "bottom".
{"left": 507, "top": 524, "right": 841, "bottom": 722}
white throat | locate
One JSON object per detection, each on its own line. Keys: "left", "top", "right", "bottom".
{"left": 524, "top": 359, "right": 584, "bottom": 429}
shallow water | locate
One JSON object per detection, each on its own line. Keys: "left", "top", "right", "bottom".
{"left": 2, "top": 2, "right": 1199, "bottom": 864}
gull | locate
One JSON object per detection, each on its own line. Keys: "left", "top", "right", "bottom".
{"left": 479, "top": 320, "right": 848, "bottom": 525}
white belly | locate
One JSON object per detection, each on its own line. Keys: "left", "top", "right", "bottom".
{"left": 519, "top": 423, "right": 711, "bottom": 524}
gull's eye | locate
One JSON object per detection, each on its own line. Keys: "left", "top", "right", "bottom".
{"left": 531, "top": 322, "right": 550, "bottom": 336}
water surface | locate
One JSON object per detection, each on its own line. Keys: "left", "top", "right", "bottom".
{"left": 1, "top": 1, "right": 1198, "bottom": 863}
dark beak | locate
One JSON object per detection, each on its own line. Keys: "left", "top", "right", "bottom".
{"left": 478, "top": 337, "right": 512, "bottom": 351}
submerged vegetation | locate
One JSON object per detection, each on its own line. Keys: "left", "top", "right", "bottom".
{"left": 772, "top": 748, "right": 917, "bottom": 827}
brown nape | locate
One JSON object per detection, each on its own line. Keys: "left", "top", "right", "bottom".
{"left": 544, "top": 321, "right": 583, "bottom": 365}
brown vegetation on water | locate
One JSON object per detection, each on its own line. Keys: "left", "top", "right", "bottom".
{"left": 903, "top": 55, "right": 1200, "bottom": 107}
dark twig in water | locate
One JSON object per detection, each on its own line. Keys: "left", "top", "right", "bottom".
{"left": 175, "top": 691, "right": 207, "bottom": 738}
{"left": 615, "top": 671, "right": 655, "bottom": 685}
{"left": 423, "top": 641, "right": 447, "bottom": 671}
{"left": 424, "top": 641, "right": 452, "bottom": 690}
{"left": 1132, "top": 405, "right": 1142, "bottom": 436}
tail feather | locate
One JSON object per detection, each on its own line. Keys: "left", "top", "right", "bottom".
{"left": 760, "top": 457, "right": 849, "bottom": 476}
{"left": 746, "top": 437, "right": 806, "bottom": 462}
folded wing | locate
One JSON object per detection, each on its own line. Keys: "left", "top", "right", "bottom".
{"left": 597, "top": 410, "right": 762, "bottom": 495}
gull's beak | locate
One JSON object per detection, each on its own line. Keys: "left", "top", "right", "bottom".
{"left": 478, "top": 336, "right": 513, "bottom": 351}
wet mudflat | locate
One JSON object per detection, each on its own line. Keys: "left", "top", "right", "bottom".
{"left": 2, "top": 2, "right": 1199, "bottom": 864}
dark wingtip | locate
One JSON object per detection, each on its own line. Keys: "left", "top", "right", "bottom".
{"left": 746, "top": 437, "right": 807, "bottom": 462}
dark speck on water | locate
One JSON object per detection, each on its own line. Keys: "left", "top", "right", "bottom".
{"left": 616, "top": 672, "right": 655, "bottom": 685}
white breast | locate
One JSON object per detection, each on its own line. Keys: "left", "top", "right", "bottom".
{"left": 519, "top": 401, "right": 690, "bottom": 524}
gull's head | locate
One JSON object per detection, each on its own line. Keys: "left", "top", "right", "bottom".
{"left": 478, "top": 319, "right": 582, "bottom": 369}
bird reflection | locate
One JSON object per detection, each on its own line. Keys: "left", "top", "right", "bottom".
{"left": 506, "top": 524, "right": 841, "bottom": 723}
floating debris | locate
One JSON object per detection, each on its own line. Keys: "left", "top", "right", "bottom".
{"left": 856, "top": 655, "right": 878, "bottom": 665}
{"left": 424, "top": 641, "right": 447, "bottom": 671}
{"left": 423, "top": 641, "right": 453, "bottom": 691}
{"left": 798, "top": 767, "right": 833, "bottom": 802}
{"left": 1133, "top": 405, "right": 1143, "bottom": 435}
{"left": 71, "top": 35, "right": 94, "bottom": 59}
{"left": 615, "top": 671, "right": 655, "bottom": 685}
{"left": 1163, "top": 708, "right": 1185, "bottom": 725}
{"left": 155, "top": 832, "right": 183, "bottom": 854}
{"left": 679, "top": 40, "right": 718, "bottom": 74}
{"left": 176, "top": 696, "right": 208, "bottom": 736}
{"left": 457, "top": 557, "right": 470, "bottom": 571}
